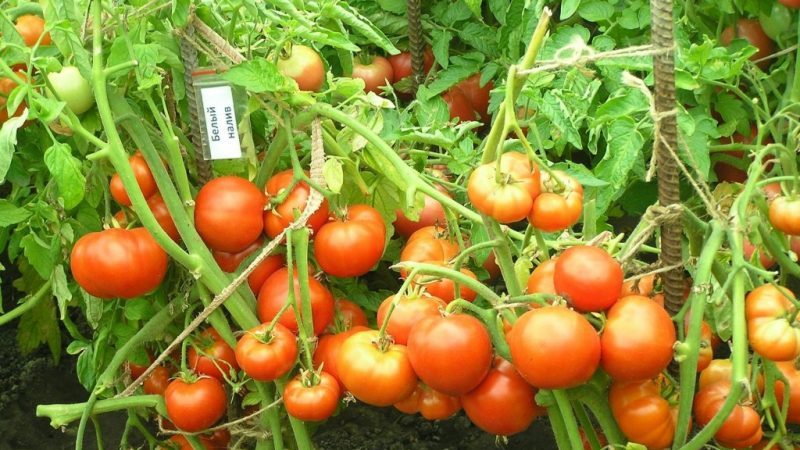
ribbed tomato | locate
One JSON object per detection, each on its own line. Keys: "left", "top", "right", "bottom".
{"left": 529, "top": 171, "right": 584, "bottom": 232}
{"left": 468, "top": 152, "right": 541, "bottom": 224}
{"left": 746, "top": 284, "right": 800, "bottom": 361}
{"left": 610, "top": 379, "right": 678, "bottom": 449}
{"left": 394, "top": 382, "right": 461, "bottom": 420}
{"left": 411, "top": 262, "right": 478, "bottom": 304}
{"left": 694, "top": 381, "right": 763, "bottom": 448}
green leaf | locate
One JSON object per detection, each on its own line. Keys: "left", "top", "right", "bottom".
{"left": 424, "top": 66, "right": 479, "bottom": 99}
{"left": 457, "top": 23, "right": 498, "bottom": 55}
{"left": 222, "top": 59, "right": 295, "bottom": 93}
{"left": 172, "top": 0, "right": 191, "bottom": 27}
{"left": 377, "top": 0, "right": 406, "bottom": 14}
{"left": 432, "top": 29, "right": 453, "bottom": 70}
{"left": 124, "top": 298, "right": 154, "bottom": 321}
{"left": 17, "top": 296, "right": 61, "bottom": 363}
{"left": 0, "top": 200, "right": 32, "bottom": 227}
{"left": 578, "top": 0, "right": 614, "bottom": 21}
{"left": 560, "top": 0, "right": 581, "bottom": 19}
{"left": 0, "top": 112, "right": 28, "bottom": 183}
{"left": 51, "top": 265, "right": 72, "bottom": 320}
{"left": 678, "top": 109, "right": 716, "bottom": 180}
{"left": 323, "top": 159, "right": 344, "bottom": 194}
{"left": 21, "top": 234, "right": 55, "bottom": 280}
{"left": 76, "top": 345, "right": 96, "bottom": 390}
{"left": 462, "top": 0, "right": 483, "bottom": 18}
{"left": 537, "top": 91, "right": 582, "bottom": 149}
{"left": 594, "top": 118, "right": 645, "bottom": 215}
{"left": 82, "top": 290, "right": 104, "bottom": 329}
{"left": 44, "top": 143, "right": 86, "bottom": 210}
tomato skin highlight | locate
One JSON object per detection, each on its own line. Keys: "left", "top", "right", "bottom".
{"left": 194, "top": 176, "right": 265, "bottom": 253}
{"left": 376, "top": 294, "right": 444, "bottom": 345}
{"left": 263, "top": 169, "right": 330, "bottom": 238}
{"left": 164, "top": 377, "right": 227, "bottom": 432}
{"left": 15, "top": 15, "right": 51, "bottom": 47}
{"left": 187, "top": 328, "right": 239, "bottom": 381}
{"left": 507, "top": 306, "right": 600, "bottom": 389}
{"left": 283, "top": 371, "right": 340, "bottom": 421}
{"left": 110, "top": 152, "right": 158, "bottom": 206}
{"left": 553, "top": 245, "right": 623, "bottom": 312}
{"left": 745, "top": 284, "right": 800, "bottom": 361}
{"left": 314, "top": 204, "right": 386, "bottom": 277}
{"left": 277, "top": 45, "right": 325, "bottom": 92}
{"left": 406, "top": 314, "right": 493, "bottom": 395}
{"left": 351, "top": 56, "right": 394, "bottom": 94}
{"left": 235, "top": 323, "right": 298, "bottom": 382}
{"left": 601, "top": 295, "right": 676, "bottom": 381}
{"left": 257, "top": 267, "right": 335, "bottom": 336}
{"left": 609, "top": 379, "right": 677, "bottom": 449}
{"left": 212, "top": 238, "right": 284, "bottom": 294}
{"left": 461, "top": 358, "right": 542, "bottom": 436}
{"left": 70, "top": 227, "right": 168, "bottom": 299}
{"left": 337, "top": 330, "right": 418, "bottom": 406}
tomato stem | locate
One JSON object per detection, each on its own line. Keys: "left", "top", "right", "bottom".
{"left": 572, "top": 400, "right": 601, "bottom": 450}
{"left": 285, "top": 228, "right": 316, "bottom": 372}
{"left": 37, "top": 395, "right": 166, "bottom": 429}
{"left": 445, "top": 299, "right": 512, "bottom": 362}
{"left": 0, "top": 277, "right": 52, "bottom": 326}
{"left": 377, "top": 274, "right": 415, "bottom": 342}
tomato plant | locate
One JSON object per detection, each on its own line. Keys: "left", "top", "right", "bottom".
{"left": 187, "top": 328, "right": 239, "bottom": 380}
{"left": 235, "top": 323, "right": 298, "bottom": 382}
{"left": 314, "top": 204, "right": 386, "bottom": 277}
{"left": 351, "top": 56, "right": 394, "bottom": 94}
{"left": 164, "top": 377, "right": 227, "bottom": 432}
{"left": 257, "top": 267, "right": 335, "bottom": 335}
{"left": 263, "top": 169, "right": 330, "bottom": 238}
{"left": 467, "top": 151, "right": 541, "bottom": 223}
{"left": 283, "top": 371, "right": 340, "bottom": 421}
{"left": 553, "top": 245, "right": 623, "bottom": 312}
{"left": 47, "top": 66, "right": 94, "bottom": 115}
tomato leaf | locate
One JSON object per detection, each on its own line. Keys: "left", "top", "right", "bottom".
{"left": 21, "top": 233, "right": 56, "bottom": 280}
{"left": 0, "top": 200, "right": 32, "bottom": 227}
{"left": 223, "top": 59, "right": 296, "bottom": 93}
{"left": 81, "top": 290, "right": 104, "bottom": 330}
{"left": 560, "top": 0, "right": 581, "bottom": 20}
{"left": 17, "top": 296, "right": 61, "bottom": 364}
{"left": 323, "top": 159, "right": 344, "bottom": 194}
{"left": 124, "top": 298, "right": 154, "bottom": 321}
{"left": 44, "top": 143, "right": 86, "bottom": 210}
{"left": 75, "top": 345, "right": 96, "bottom": 390}
{"left": 51, "top": 265, "right": 73, "bottom": 320}
{"left": 172, "top": 0, "right": 191, "bottom": 27}
{"left": 431, "top": 29, "right": 452, "bottom": 70}
{"left": 377, "top": 0, "right": 406, "bottom": 14}
{"left": 593, "top": 118, "right": 645, "bottom": 216}
{"left": 578, "top": 0, "right": 615, "bottom": 21}
{"left": 0, "top": 112, "right": 28, "bottom": 184}
{"left": 461, "top": 0, "right": 483, "bottom": 19}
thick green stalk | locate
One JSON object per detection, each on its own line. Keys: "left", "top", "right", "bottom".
{"left": 37, "top": 395, "right": 164, "bottom": 428}
{"left": 255, "top": 382, "right": 283, "bottom": 450}
{"left": 446, "top": 299, "right": 511, "bottom": 361}
{"left": 671, "top": 221, "right": 725, "bottom": 448}
{"left": 547, "top": 403, "right": 571, "bottom": 449}
{"left": 571, "top": 385, "right": 624, "bottom": 446}
{"left": 552, "top": 390, "right": 584, "bottom": 450}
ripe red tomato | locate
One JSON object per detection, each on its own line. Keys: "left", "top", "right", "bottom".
{"left": 697, "top": 321, "right": 714, "bottom": 372}
{"left": 257, "top": 268, "right": 335, "bottom": 335}
{"left": 769, "top": 196, "right": 800, "bottom": 235}
{"left": 467, "top": 152, "right": 541, "bottom": 224}
{"left": 413, "top": 263, "right": 478, "bottom": 304}
{"left": 313, "top": 326, "right": 370, "bottom": 391}
{"left": 162, "top": 435, "right": 215, "bottom": 450}
{"left": 609, "top": 379, "right": 677, "bottom": 449}
{"left": 526, "top": 258, "right": 557, "bottom": 296}
{"left": 352, "top": 56, "right": 394, "bottom": 94}
{"left": 443, "top": 88, "right": 477, "bottom": 122}
{"left": 394, "top": 382, "right": 461, "bottom": 420}
{"left": 529, "top": 171, "right": 584, "bottom": 232}
{"left": 746, "top": 284, "right": 800, "bottom": 361}
{"left": 394, "top": 194, "right": 447, "bottom": 239}
{"left": 407, "top": 314, "right": 493, "bottom": 395}
{"left": 376, "top": 294, "right": 445, "bottom": 345}
{"left": 455, "top": 74, "right": 493, "bottom": 122}
{"left": 127, "top": 351, "right": 153, "bottom": 379}
{"left": 195, "top": 177, "right": 265, "bottom": 253}
{"left": 205, "top": 428, "right": 230, "bottom": 450}
{"left": 110, "top": 152, "right": 158, "bottom": 206}
{"left": 143, "top": 366, "right": 171, "bottom": 396}
{"left": 235, "top": 323, "right": 298, "bottom": 382}
{"left": 0, "top": 72, "right": 26, "bottom": 124}
{"left": 15, "top": 15, "right": 50, "bottom": 47}
{"left": 743, "top": 239, "right": 775, "bottom": 269}
{"left": 773, "top": 361, "right": 800, "bottom": 424}
{"left": 713, "top": 126, "right": 766, "bottom": 183}
{"left": 263, "top": 169, "right": 330, "bottom": 238}
{"left": 333, "top": 299, "right": 368, "bottom": 330}
{"left": 277, "top": 44, "right": 325, "bottom": 92}
{"left": 314, "top": 204, "right": 386, "bottom": 277}
{"left": 780, "top": 0, "right": 800, "bottom": 8}
{"left": 337, "top": 330, "right": 418, "bottom": 406}
{"left": 553, "top": 245, "right": 623, "bottom": 312}
{"left": 720, "top": 19, "right": 775, "bottom": 69}
{"left": 388, "top": 48, "right": 434, "bottom": 84}
{"left": 164, "top": 377, "right": 227, "bottom": 432}
{"left": 507, "top": 306, "right": 600, "bottom": 389}
{"left": 187, "top": 328, "right": 239, "bottom": 381}
{"left": 399, "top": 226, "right": 460, "bottom": 274}
{"left": 694, "top": 381, "right": 763, "bottom": 448}
{"left": 601, "top": 295, "right": 676, "bottom": 381}
{"left": 620, "top": 274, "right": 665, "bottom": 307}
{"left": 461, "top": 358, "right": 543, "bottom": 436}
{"left": 143, "top": 194, "right": 180, "bottom": 242}
{"left": 283, "top": 371, "right": 340, "bottom": 421}
{"left": 70, "top": 227, "right": 168, "bottom": 299}
{"left": 212, "top": 239, "right": 284, "bottom": 294}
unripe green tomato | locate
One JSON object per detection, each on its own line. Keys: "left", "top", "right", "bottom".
{"left": 760, "top": 3, "right": 792, "bottom": 41}
{"left": 47, "top": 66, "right": 94, "bottom": 114}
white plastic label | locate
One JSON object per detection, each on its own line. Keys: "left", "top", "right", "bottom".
{"left": 199, "top": 85, "right": 242, "bottom": 160}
